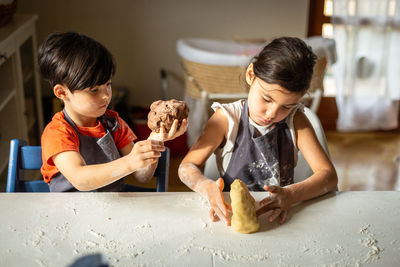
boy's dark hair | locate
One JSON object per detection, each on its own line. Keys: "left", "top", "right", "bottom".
{"left": 38, "top": 32, "right": 115, "bottom": 91}
{"left": 252, "top": 37, "right": 317, "bottom": 94}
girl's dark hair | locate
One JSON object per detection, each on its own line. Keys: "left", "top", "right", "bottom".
{"left": 38, "top": 32, "right": 115, "bottom": 91}
{"left": 252, "top": 37, "right": 317, "bottom": 94}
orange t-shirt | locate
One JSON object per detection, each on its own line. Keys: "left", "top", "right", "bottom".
{"left": 41, "top": 110, "right": 137, "bottom": 183}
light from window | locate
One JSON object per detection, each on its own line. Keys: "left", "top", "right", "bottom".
{"left": 324, "top": 0, "right": 333, "bottom": 16}
{"left": 322, "top": 23, "right": 333, "bottom": 38}
{"left": 389, "top": 0, "right": 396, "bottom": 16}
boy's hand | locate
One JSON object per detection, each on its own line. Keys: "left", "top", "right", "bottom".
{"left": 197, "top": 178, "right": 231, "bottom": 226}
{"left": 149, "top": 119, "right": 188, "bottom": 142}
{"left": 256, "top": 185, "right": 293, "bottom": 224}
{"left": 128, "top": 139, "right": 165, "bottom": 171}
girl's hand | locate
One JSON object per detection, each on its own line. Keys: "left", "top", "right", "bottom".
{"left": 256, "top": 185, "right": 293, "bottom": 224}
{"left": 127, "top": 139, "right": 165, "bottom": 171}
{"left": 149, "top": 119, "right": 188, "bottom": 142}
{"left": 198, "top": 178, "right": 232, "bottom": 226}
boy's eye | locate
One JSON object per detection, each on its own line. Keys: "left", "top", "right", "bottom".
{"left": 281, "top": 106, "right": 291, "bottom": 110}
{"left": 90, "top": 88, "right": 99, "bottom": 93}
{"left": 263, "top": 97, "right": 271, "bottom": 103}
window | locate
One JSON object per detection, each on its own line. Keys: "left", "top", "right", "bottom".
{"left": 308, "top": 0, "right": 336, "bottom": 96}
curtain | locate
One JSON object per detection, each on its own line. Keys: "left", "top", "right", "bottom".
{"left": 332, "top": 0, "right": 400, "bottom": 131}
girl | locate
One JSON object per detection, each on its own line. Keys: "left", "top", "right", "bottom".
{"left": 178, "top": 37, "right": 337, "bottom": 225}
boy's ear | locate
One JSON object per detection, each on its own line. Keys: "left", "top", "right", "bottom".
{"left": 54, "top": 84, "right": 69, "bottom": 100}
{"left": 245, "top": 63, "right": 256, "bottom": 85}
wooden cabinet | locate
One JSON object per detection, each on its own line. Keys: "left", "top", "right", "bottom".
{"left": 0, "top": 14, "right": 44, "bottom": 175}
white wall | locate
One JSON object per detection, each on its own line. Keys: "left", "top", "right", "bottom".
{"left": 18, "top": 0, "right": 309, "bottom": 107}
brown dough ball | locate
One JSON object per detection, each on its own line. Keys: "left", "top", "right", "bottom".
{"left": 147, "top": 99, "right": 189, "bottom": 133}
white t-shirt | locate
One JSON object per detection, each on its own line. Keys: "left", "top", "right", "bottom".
{"left": 211, "top": 100, "right": 302, "bottom": 177}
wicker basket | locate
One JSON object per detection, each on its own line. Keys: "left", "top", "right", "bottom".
{"left": 0, "top": 0, "right": 17, "bottom": 27}
{"left": 181, "top": 56, "right": 327, "bottom": 99}
{"left": 309, "top": 57, "right": 327, "bottom": 93}
{"left": 181, "top": 58, "right": 249, "bottom": 99}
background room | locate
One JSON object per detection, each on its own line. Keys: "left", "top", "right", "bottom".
{"left": 1, "top": 0, "right": 399, "bottom": 191}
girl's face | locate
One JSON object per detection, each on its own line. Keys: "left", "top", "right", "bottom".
{"left": 246, "top": 65, "right": 302, "bottom": 127}
{"left": 62, "top": 80, "right": 113, "bottom": 126}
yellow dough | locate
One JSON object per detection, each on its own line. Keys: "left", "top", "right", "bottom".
{"left": 230, "top": 179, "right": 260, "bottom": 234}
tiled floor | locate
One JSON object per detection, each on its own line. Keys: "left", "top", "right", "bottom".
{"left": 167, "top": 131, "right": 400, "bottom": 192}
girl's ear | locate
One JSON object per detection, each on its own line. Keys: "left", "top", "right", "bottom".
{"left": 54, "top": 84, "right": 69, "bottom": 100}
{"left": 245, "top": 63, "right": 256, "bottom": 85}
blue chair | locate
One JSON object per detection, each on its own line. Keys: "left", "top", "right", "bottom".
{"left": 7, "top": 139, "right": 49, "bottom": 192}
{"left": 6, "top": 139, "right": 169, "bottom": 192}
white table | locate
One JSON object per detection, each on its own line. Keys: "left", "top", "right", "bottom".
{"left": 0, "top": 192, "right": 399, "bottom": 266}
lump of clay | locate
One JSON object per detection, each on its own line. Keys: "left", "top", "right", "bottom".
{"left": 147, "top": 99, "right": 189, "bottom": 133}
{"left": 230, "top": 179, "right": 260, "bottom": 234}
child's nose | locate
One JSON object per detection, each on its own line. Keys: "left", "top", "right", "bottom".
{"left": 100, "top": 86, "right": 112, "bottom": 99}
{"left": 266, "top": 105, "right": 278, "bottom": 119}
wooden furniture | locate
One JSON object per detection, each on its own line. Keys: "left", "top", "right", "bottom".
{"left": 0, "top": 14, "right": 44, "bottom": 177}
{"left": 0, "top": 191, "right": 399, "bottom": 266}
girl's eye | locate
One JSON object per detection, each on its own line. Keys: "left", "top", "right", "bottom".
{"left": 281, "top": 106, "right": 291, "bottom": 110}
{"left": 90, "top": 88, "right": 99, "bottom": 93}
{"left": 263, "top": 97, "right": 271, "bottom": 103}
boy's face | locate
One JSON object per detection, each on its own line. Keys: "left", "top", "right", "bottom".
{"left": 63, "top": 80, "right": 113, "bottom": 124}
{"left": 246, "top": 66, "right": 302, "bottom": 126}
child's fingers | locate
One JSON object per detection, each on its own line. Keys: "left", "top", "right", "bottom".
{"left": 137, "top": 139, "right": 164, "bottom": 147}
{"left": 167, "top": 120, "right": 179, "bottom": 138}
{"left": 137, "top": 140, "right": 165, "bottom": 152}
{"left": 176, "top": 119, "right": 188, "bottom": 135}
{"left": 225, "top": 202, "right": 232, "bottom": 212}
{"left": 212, "top": 195, "right": 230, "bottom": 225}
{"left": 259, "top": 196, "right": 274, "bottom": 206}
{"left": 256, "top": 205, "right": 271, "bottom": 217}
{"left": 209, "top": 209, "right": 220, "bottom": 222}
{"left": 216, "top": 178, "right": 224, "bottom": 191}
{"left": 268, "top": 208, "right": 282, "bottom": 222}
{"left": 212, "top": 203, "right": 229, "bottom": 225}
{"left": 278, "top": 210, "right": 287, "bottom": 224}
{"left": 264, "top": 185, "right": 280, "bottom": 193}
{"left": 159, "top": 124, "right": 166, "bottom": 134}
{"left": 216, "top": 194, "right": 229, "bottom": 217}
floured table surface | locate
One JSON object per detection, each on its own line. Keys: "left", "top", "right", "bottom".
{"left": 1, "top": 192, "right": 400, "bottom": 266}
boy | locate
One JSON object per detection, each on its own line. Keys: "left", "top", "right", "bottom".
{"left": 39, "top": 32, "right": 187, "bottom": 192}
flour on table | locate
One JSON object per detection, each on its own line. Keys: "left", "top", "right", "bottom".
{"left": 24, "top": 230, "right": 46, "bottom": 251}
{"left": 89, "top": 229, "right": 105, "bottom": 238}
{"left": 359, "top": 223, "right": 383, "bottom": 263}
{"left": 359, "top": 224, "right": 370, "bottom": 234}
{"left": 35, "top": 259, "right": 48, "bottom": 267}
{"left": 177, "top": 239, "right": 271, "bottom": 262}
{"left": 201, "top": 219, "right": 208, "bottom": 229}
{"left": 136, "top": 223, "right": 152, "bottom": 229}
{"left": 55, "top": 222, "right": 70, "bottom": 240}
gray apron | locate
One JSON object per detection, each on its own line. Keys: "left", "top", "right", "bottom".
{"left": 222, "top": 100, "right": 294, "bottom": 191}
{"left": 49, "top": 110, "right": 125, "bottom": 192}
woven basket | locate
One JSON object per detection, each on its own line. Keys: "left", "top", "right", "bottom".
{"left": 309, "top": 57, "right": 327, "bottom": 93}
{"left": 181, "top": 58, "right": 248, "bottom": 99}
{"left": 0, "top": 0, "right": 17, "bottom": 27}
{"left": 181, "top": 56, "right": 327, "bottom": 99}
